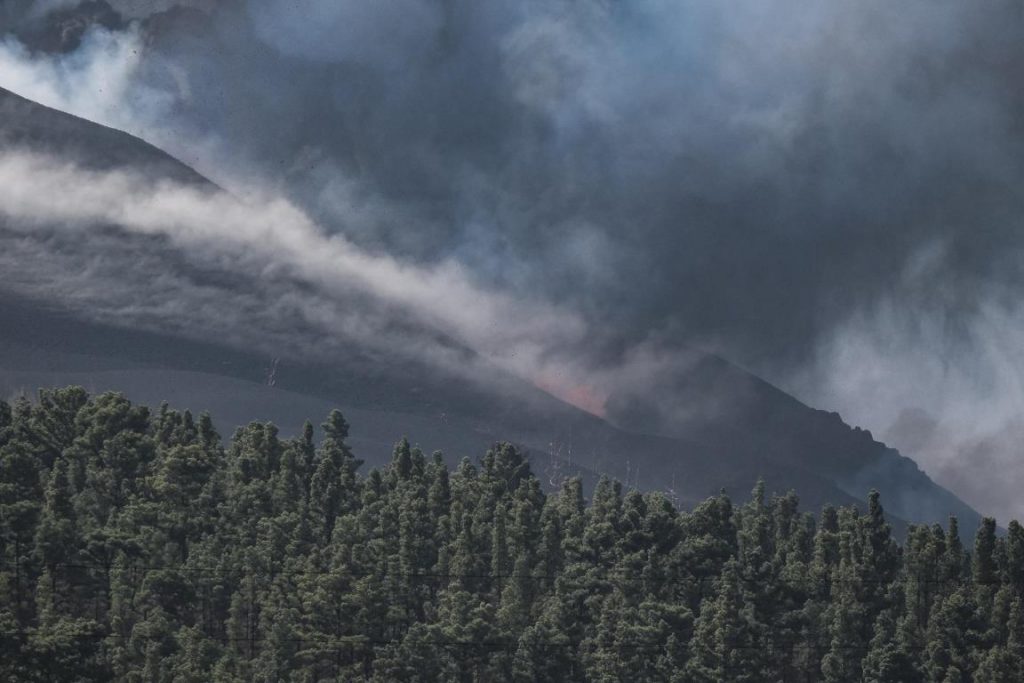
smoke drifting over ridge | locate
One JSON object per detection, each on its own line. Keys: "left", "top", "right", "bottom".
{"left": 0, "top": 149, "right": 602, "bottom": 404}
{"left": 1, "top": 1, "right": 1024, "bottom": 517}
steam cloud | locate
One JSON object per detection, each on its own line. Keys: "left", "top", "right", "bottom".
{"left": 1, "top": 0, "right": 1023, "bottom": 517}
{"left": 0, "top": 149, "right": 612, "bottom": 412}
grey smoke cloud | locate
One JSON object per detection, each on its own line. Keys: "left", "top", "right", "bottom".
{"left": 248, "top": 0, "right": 444, "bottom": 69}
{"left": 0, "top": 150, "right": 590, "bottom": 380}
{"left": 0, "top": 26, "right": 143, "bottom": 124}
{"left": 0, "top": 149, "right": 669, "bottom": 420}
{"left": 794, "top": 241, "right": 1024, "bottom": 520}
{"left": 1, "top": 1, "right": 1024, "bottom": 517}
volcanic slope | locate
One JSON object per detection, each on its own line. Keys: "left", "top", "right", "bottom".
{"left": 0, "top": 86, "right": 983, "bottom": 534}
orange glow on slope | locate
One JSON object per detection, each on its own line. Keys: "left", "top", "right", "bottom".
{"left": 533, "top": 373, "right": 608, "bottom": 418}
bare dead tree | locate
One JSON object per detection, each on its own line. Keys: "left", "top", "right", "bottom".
{"left": 666, "top": 473, "right": 680, "bottom": 509}
{"left": 264, "top": 357, "right": 279, "bottom": 387}
{"left": 546, "top": 440, "right": 566, "bottom": 489}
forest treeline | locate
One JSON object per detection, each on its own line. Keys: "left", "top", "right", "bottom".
{"left": 2, "top": 387, "right": 1024, "bottom": 682}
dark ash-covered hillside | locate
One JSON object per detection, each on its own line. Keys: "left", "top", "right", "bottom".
{"left": 0, "top": 86, "right": 983, "bottom": 534}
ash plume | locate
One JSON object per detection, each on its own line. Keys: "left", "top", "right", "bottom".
{"left": 1, "top": 0, "right": 1023, "bottom": 517}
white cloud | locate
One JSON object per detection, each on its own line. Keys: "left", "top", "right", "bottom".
{"left": 0, "top": 149, "right": 601, "bottom": 408}
{"left": 0, "top": 27, "right": 159, "bottom": 132}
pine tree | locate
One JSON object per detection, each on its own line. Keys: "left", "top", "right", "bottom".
{"left": 974, "top": 518, "right": 999, "bottom": 588}
{"left": 861, "top": 610, "right": 922, "bottom": 682}
{"left": 820, "top": 526, "right": 867, "bottom": 683}
{"left": 686, "top": 560, "right": 768, "bottom": 682}
{"left": 309, "top": 410, "right": 362, "bottom": 542}
{"left": 35, "top": 457, "right": 77, "bottom": 566}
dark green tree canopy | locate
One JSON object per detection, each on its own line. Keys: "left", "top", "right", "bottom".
{"left": 0, "top": 387, "right": 1019, "bottom": 681}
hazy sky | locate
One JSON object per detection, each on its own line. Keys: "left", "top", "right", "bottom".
{"left": 1, "top": 0, "right": 1023, "bottom": 517}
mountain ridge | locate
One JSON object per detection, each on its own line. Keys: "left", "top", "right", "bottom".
{"left": 0, "top": 85, "right": 986, "bottom": 534}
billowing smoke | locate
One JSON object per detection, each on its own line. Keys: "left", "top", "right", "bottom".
{"left": 0, "top": 149, "right": 603, "bottom": 407}
{"left": 794, "top": 242, "right": 1024, "bottom": 520}
{"left": 1, "top": 0, "right": 1023, "bottom": 517}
